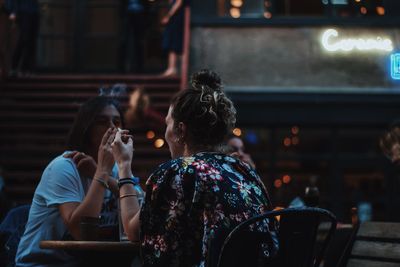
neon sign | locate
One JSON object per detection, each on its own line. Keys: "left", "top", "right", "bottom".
{"left": 391, "top": 53, "right": 400, "bottom": 80}
{"left": 321, "top": 29, "right": 393, "bottom": 53}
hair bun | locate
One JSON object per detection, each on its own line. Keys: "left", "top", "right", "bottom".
{"left": 191, "top": 69, "right": 222, "bottom": 92}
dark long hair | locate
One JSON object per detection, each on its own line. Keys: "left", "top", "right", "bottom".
{"left": 66, "top": 96, "right": 123, "bottom": 152}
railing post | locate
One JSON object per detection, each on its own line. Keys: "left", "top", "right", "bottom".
{"left": 180, "top": 6, "right": 191, "bottom": 91}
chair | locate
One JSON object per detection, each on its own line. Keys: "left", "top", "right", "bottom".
{"left": 0, "top": 205, "right": 31, "bottom": 267}
{"left": 217, "top": 207, "right": 337, "bottom": 267}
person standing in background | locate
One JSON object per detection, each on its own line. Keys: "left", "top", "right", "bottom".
{"left": 380, "top": 121, "right": 400, "bottom": 165}
{"left": 160, "top": 0, "right": 188, "bottom": 77}
{"left": 6, "top": 0, "right": 39, "bottom": 77}
{"left": 118, "top": 0, "right": 148, "bottom": 74}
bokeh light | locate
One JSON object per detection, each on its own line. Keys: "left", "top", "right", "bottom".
{"left": 230, "top": 8, "right": 241, "bottom": 18}
{"left": 283, "top": 137, "right": 291, "bottom": 147}
{"left": 292, "top": 136, "right": 299, "bottom": 145}
{"left": 360, "top": 7, "right": 367, "bottom": 14}
{"left": 146, "top": 130, "right": 155, "bottom": 139}
{"left": 264, "top": 12, "right": 272, "bottom": 19}
{"left": 291, "top": 126, "right": 299, "bottom": 135}
{"left": 154, "top": 138, "right": 165, "bottom": 148}
{"left": 282, "top": 175, "right": 291, "bottom": 184}
{"left": 274, "top": 179, "right": 283, "bottom": 188}
{"left": 376, "top": 6, "right": 385, "bottom": 16}
{"left": 231, "top": 0, "right": 243, "bottom": 8}
{"left": 233, "top": 128, "right": 242, "bottom": 136}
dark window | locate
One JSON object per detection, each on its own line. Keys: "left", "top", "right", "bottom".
{"left": 192, "top": 0, "right": 398, "bottom": 20}
{"left": 235, "top": 125, "right": 393, "bottom": 222}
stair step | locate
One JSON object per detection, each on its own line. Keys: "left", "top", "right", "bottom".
{"left": 6, "top": 185, "right": 37, "bottom": 195}
{"left": 0, "top": 104, "right": 169, "bottom": 118}
{"left": 1, "top": 91, "right": 173, "bottom": 100}
{"left": 0, "top": 156, "right": 169, "bottom": 167}
{"left": 3, "top": 171, "right": 43, "bottom": 182}
{"left": 1, "top": 74, "right": 179, "bottom": 204}
{"left": 5, "top": 74, "right": 180, "bottom": 84}
{"left": 0, "top": 146, "right": 170, "bottom": 156}
{"left": 2, "top": 83, "right": 179, "bottom": 92}
{"left": 0, "top": 101, "right": 171, "bottom": 113}
{"left": 0, "top": 124, "right": 166, "bottom": 132}
{"left": 0, "top": 134, "right": 156, "bottom": 142}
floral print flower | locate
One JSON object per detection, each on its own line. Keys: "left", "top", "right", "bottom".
{"left": 207, "top": 167, "right": 223, "bottom": 181}
{"left": 224, "top": 156, "right": 236, "bottom": 163}
{"left": 232, "top": 180, "right": 253, "bottom": 199}
{"left": 253, "top": 183, "right": 262, "bottom": 196}
{"left": 167, "top": 200, "right": 185, "bottom": 219}
{"left": 192, "top": 160, "right": 210, "bottom": 171}
{"left": 182, "top": 157, "right": 195, "bottom": 168}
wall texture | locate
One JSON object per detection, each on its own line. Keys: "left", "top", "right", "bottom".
{"left": 190, "top": 27, "right": 400, "bottom": 90}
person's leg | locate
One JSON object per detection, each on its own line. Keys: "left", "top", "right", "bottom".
{"left": 132, "top": 13, "right": 145, "bottom": 73}
{"left": 118, "top": 12, "right": 129, "bottom": 73}
{"left": 21, "top": 14, "right": 39, "bottom": 74}
{"left": 161, "top": 51, "right": 177, "bottom": 76}
{"left": 126, "top": 13, "right": 138, "bottom": 73}
{"left": 11, "top": 16, "right": 28, "bottom": 74}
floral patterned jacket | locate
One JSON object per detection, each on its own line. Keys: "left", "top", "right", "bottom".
{"left": 140, "top": 152, "right": 278, "bottom": 267}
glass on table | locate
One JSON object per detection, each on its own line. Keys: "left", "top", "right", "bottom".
{"left": 80, "top": 216, "right": 100, "bottom": 241}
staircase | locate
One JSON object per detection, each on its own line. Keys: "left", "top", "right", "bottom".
{"left": 0, "top": 75, "right": 179, "bottom": 204}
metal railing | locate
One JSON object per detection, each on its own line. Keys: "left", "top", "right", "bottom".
{"left": 180, "top": 6, "right": 191, "bottom": 90}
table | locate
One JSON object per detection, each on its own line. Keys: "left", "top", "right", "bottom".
{"left": 40, "top": 240, "right": 140, "bottom": 267}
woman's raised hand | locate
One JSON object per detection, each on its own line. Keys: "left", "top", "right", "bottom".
{"left": 64, "top": 151, "right": 97, "bottom": 178}
{"left": 111, "top": 129, "right": 133, "bottom": 169}
{"left": 95, "top": 128, "right": 117, "bottom": 179}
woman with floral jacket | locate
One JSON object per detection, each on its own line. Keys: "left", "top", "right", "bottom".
{"left": 112, "top": 70, "right": 278, "bottom": 267}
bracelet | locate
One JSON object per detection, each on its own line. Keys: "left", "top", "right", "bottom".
{"left": 120, "top": 177, "right": 140, "bottom": 184}
{"left": 120, "top": 193, "right": 138, "bottom": 199}
{"left": 93, "top": 177, "right": 109, "bottom": 190}
{"left": 118, "top": 177, "right": 139, "bottom": 189}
